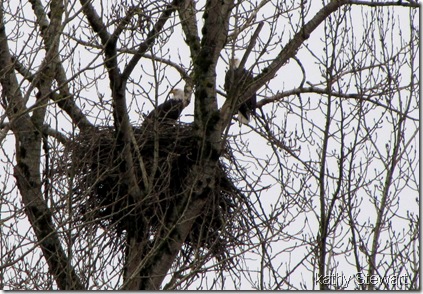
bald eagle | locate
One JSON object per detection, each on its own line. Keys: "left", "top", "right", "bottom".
{"left": 224, "top": 58, "right": 257, "bottom": 125}
{"left": 144, "top": 88, "right": 189, "bottom": 123}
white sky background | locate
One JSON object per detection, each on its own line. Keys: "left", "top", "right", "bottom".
{"left": 0, "top": 0, "right": 419, "bottom": 290}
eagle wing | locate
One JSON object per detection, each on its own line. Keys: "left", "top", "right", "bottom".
{"left": 145, "top": 99, "right": 184, "bottom": 123}
{"left": 225, "top": 67, "right": 257, "bottom": 123}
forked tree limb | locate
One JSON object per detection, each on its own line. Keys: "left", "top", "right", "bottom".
{"left": 0, "top": 1, "right": 84, "bottom": 290}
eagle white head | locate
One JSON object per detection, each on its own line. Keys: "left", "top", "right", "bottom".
{"left": 230, "top": 58, "right": 241, "bottom": 69}
{"left": 170, "top": 88, "right": 184, "bottom": 100}
{"left": 170, "top": 88, "right": 190, "bottom": 107}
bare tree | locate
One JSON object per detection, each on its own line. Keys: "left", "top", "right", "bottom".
{"left": 0, "top": 0, "right": 419, "bottom": 290}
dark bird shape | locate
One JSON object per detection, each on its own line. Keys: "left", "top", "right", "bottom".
{"left": 224, "top": 58, "right": 257, "bottom": 125}
{"left": 145, "top": 88, "right": 189, "bottom": 123}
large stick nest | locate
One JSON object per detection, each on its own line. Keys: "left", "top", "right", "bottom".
{"left": 60, "top": 122, "right": 248, "bottom": 268}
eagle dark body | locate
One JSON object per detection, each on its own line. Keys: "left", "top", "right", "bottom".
{"left": 224, "top": 61, "right": 257, "bottom": 124}
{"left": 145, "top": 99, "right": 185, "bottom": 122}
{"left": 143, "top": 89, "right": 188, "bottom": 125}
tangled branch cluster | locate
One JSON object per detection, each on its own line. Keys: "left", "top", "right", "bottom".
{"left": 57, "top": 122, "right": 250, "bottom": 269}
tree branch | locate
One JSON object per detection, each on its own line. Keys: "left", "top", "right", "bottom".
{"left": 257, "top": 85, "right": 418, "bottom": 121}
{"left": 178, "top": 0, "right": 201, "bottom": 62}
{"left": 11, "top": 57, "right": 95, "bottom": 131}
{"left": 239, "top": 0, "right": 418, "bottom": 105}
{"left": 121, "top": 0, "right": 178, "bottom": 81}
{"left": 0, "top": 3, "right": 84, "bottom": 289}
{"left": 238, "top": 21, "right": 263, "bottom": 70}
{"left": 79, "top": 0, "right": 112, "bottom": 45}
{"left": 349, "top": 0, "right": 419, "bottom": 8}
{"left": 134, "top": 0, "right": 235, "bottom": 289}
{"left": 219, "top": 0, "right": 351, "bottom": 130}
